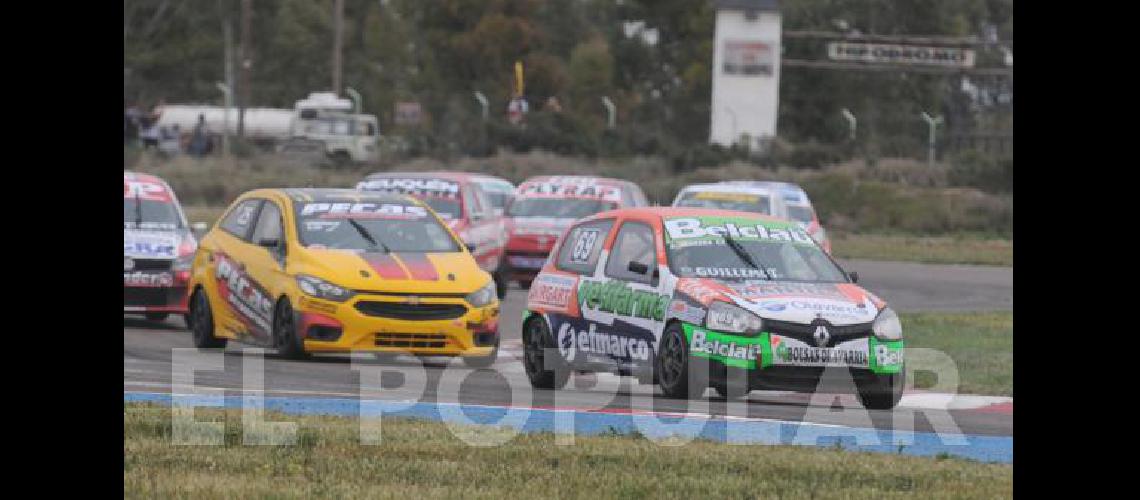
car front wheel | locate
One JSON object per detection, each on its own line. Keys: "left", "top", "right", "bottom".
{"left": 522, "top": 316, "right": 569, "bottom": 389}
{"left": 856, "top": 367, "right": 906, "bottom": 410}
{"left": 656, "top": 323, "right": 707, "bottom": 400}
{"left": 273, "top": 299, "right": 307, "bottom": 360}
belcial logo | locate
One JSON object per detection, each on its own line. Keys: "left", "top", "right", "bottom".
{"left": 813, "top": 325, "right": 831, "bottom": 347}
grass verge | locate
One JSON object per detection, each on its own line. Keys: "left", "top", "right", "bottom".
{"left": 833, "top": 233, "right": 1012, "bottom": 267}
{"left": 901, "top": 312, "right": 1012, "bottom": 397}
{"left": 124, "top": 403, "right": 1011, "bottom": 499}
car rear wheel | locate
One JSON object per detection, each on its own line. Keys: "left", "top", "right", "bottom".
{"left": 145, "top": 312, "right": 169, "bottom": 322}
{"left": 656, "top": 323, "right": 707, "bottom": 400}
{"left": 856, "top": 367, "right": 906, "bottom": 410}
{"left": 522, "top": 316, "right": 569, "bottom": 389}
{"left": 189, "top": 289, "right": 227, "bottom": 349}
{"left": 273, "top": 299, "right": 307, "bottom": 360}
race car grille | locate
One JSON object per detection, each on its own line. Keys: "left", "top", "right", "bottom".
{"left": 354, "top": 301, "right": 468, "bottom": 320}
{"left": 765, "top": 319, "right": 872, "bottom": 348}
{"left": 375, "top": 333, "right": 448, "bottom": 349}
{"left": 129, "top": 259, "right": 173, "bottom": 271}
{"left": 124, "top": 287, "right": 171, "bottom": 306}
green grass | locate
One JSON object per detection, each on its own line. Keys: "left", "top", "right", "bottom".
{"left": 124, "top": 403, "right": 1011, "bottom": 499}
{"left": 902, "top": 312, "right": 1012, "bottom": 396}
{"left": 833, "top": 233, "right": 1013, "bottom": 267}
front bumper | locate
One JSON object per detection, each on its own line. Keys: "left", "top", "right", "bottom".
{"left": 296, "top": 294, "right": 500, "bottom": 356}
{"left": 681, "top": 323, "right": 903, "bottom": 389}
{"left": 505, "top": 235, "right": 557, "bottom": 280}
{"left": 124, "top": 285, "right": 189, "bottom": 314}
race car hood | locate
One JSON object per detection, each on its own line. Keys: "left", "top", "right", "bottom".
{"left": 677, "top": 278, "right": 887, "bottom": 326}
{"left": 124, "top": 228, "right": 186, "bottom": 260}
{"left": 298, "top": 248, "right": 489, "bottom": 294}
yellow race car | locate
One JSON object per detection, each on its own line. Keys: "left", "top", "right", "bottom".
{"left": 186, "top": 188, "right": 501, "bottom": 366}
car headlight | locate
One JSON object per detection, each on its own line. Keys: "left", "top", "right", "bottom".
{"left": 466, "top": 281, "right": 497, "bottom": 307}
{"left": 872, "top": 307, "right": 903, "bottom": 340}
{"left": 296, "top": 275, "right": 355, "bottom": 303}
{"left": 705, "top": 301, "right": 764, "bottom": 336}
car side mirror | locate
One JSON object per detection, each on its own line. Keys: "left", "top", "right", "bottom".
{"left": 849, "top": 271, "right": 859, "bottom": 283}
{"left": 628, "top": 261, "right": 649, "bottom": 275}
{"left": 258, "top": 237, "right": 281, "bottom": 249}
{"left": 466, "top": 243, "right": 477, "bottom": 253}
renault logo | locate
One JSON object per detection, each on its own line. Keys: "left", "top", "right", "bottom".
{"left": 813, "top": 325, "right": 831, "bottom": 347}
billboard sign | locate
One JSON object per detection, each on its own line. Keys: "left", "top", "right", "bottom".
{"left": 828, "top": 42, "right": 975, "bottom": 68}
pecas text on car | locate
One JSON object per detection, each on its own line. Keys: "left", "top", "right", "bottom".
{"left": 521, "top": 207, "right": 904, "bottom": 409}
{"left": 505, "top": 175, "right": 648, "bottom": 289}
{"left": 356, "top": 171, "right": 510, "bottom": 297}
{"left": 186, "top": 188, "right": 501, "bottom": 367}
{"left": 124, "top": 171, "right": 197, "bottom": 325}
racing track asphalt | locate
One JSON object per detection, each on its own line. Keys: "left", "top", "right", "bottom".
{"left": 124, "top": 260, "right": 1012, "bottom": 439}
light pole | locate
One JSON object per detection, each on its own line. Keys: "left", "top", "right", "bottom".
{"left": 841, "top": 108, "right": 857, "bottom": 141}
{"left": 473, "top": 91, "right": 489, "bottom": 122}
{"left": 346, "top": 87, "right": 362, "bottom": 115}
{"left": 920, "top": 111, "right": 944, "bottom": 167}
{"left": 601, "top": 96, "right": 616, "bottom": 130}
{"left": 216, "top": 82, "right": 232, "bottom": 157}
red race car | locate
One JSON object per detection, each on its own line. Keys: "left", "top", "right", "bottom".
{"left": 124, "top": 171, "right": 197, "bottom": 325}
{"left": 504, "top": 176, "right": 648, "bottom": 289}
{"left": 357, "top": 171, "right": 510, "bottom": 297}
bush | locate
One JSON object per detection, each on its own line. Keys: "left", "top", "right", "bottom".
{"left": 948, "top": 150, "right": 1013, "bottom": 193}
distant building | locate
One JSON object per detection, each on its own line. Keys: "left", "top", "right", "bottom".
{"left": 709, "top": 0, "right": 781, "bottom": 152}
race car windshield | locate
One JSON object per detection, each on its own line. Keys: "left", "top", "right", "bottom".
{"left": 667, "top": 238, "right": 846, "bottom": 283}
{"left": 507, "top": 198, "right": 616, "bottom": 218}
{"left": 478, "top": 182, "right": 515, "bottom": 210}
{"left": 421, "top": 197, "right": 461, "bottom": 220}
{"left": 295, "top": 204, "right": 460, "bottom": 252}
{"left": 785, "top": 206, "right": 815, "bottom": 224}
{"left": 124, "top": 198, "right": 182, "bottom": 230}
{"left": 675, "top": 191, "right": 771, "bottom": 215}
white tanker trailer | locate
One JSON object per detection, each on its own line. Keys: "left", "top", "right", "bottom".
{"left": 156, "top": 92, "right": 380, "bottom": 164}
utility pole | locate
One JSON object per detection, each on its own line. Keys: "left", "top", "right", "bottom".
{"left": 219, "top": 16, "right": 234, "bottom": 157}
{"left": 601, "top": 96, "right": 616, "bottom": 130}
{"left": 237, "top": 0, "right": 252, "bottom": 139}
{"left": 920, "top": 111, "right": 944, "bottom": 167}
{"left": 332, "top": 0, "right": 344, "bottom": 96}
{"left": 840, "top": 108, "right": 857, "bottom": 141}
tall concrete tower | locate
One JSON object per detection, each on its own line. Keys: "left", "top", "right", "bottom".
{"left": 709, "top": 0, "right": 781, "bottom": 151}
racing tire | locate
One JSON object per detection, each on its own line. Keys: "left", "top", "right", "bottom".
{"left": 713, "top": 366, "right": 751, "bottom": 399}
{"left": 656, "top": 323, "right": 707, "bottom": 400}
{"left": 856, "top": 367, "right": 906, "bottom": 410}
{"left": 492, "top": 263, "right": 509, "bottom": 299}
{"left": 462, "top": 338, "right": 499, "bottom": 369}
{"left": 145, "top": 312, "right": 170, "bottom": 323}
{"left": 522, "top": 316, "right": 569, "bottom": 389}
{"left": 189, "top": 289, "right": 227, "bottom": 349}
{"left": 273, "top": 299, "right": 308, "bottom": 360}
{"left": 517, "top": 279, "right": 533, "bottom": 290}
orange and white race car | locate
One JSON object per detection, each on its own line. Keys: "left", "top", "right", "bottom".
{"left": 504, "top": 175, "right": 648, "bottom": 288}
{"left": 521, "top": 207, "right": 904, "bottom": 409}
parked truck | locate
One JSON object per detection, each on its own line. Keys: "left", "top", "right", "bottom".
{"left": 156, "top": 92, "right": 380, "bottom": 164}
